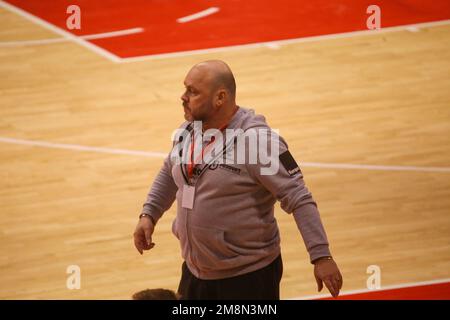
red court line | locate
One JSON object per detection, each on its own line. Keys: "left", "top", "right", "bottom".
{"left": 318, "top": 281, "right": 450, "bottom": 300}
{"left": 5, "top": 0, "right": 450, "bottom": 58}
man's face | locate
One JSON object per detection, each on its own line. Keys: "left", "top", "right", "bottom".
{"left": 180, "top": 67, "right": 215, "bottom": 122}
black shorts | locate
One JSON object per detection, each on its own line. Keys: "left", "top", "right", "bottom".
{"left": 177, "top": 255, "right": 283, "bottom": 300}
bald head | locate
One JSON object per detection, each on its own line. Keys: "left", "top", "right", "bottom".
{"left": 192, "top": 60, "right": 236, "bottom": 101}
{"left": 181, "top": 60, "right": 238, "bottom": 126}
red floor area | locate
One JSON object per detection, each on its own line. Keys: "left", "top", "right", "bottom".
{"left": 318, "top": 281, "right": 450, "bottom": 300}
{"left": 5, "top": 0, "right": 450, "bottom": 58}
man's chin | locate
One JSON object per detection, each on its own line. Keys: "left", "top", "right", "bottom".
{"left": 183, "top": 113, "right": 193, "bottom": 122}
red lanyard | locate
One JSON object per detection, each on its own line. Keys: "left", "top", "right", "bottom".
{"left": 186, "top": 107, "right": 239, "bottom": 180}
{"left": 187, "top": 122, "right": 228, "bottom": 179}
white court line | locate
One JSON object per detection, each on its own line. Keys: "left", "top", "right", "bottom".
{"left": 291, "top": 278, "right": 450, "bottom": 300}
{"left": 81, "top": 28, "right": 143, "bottom": 40}
{"left": 301, "top": 162, "right": 450, "bottom": 173}
{"left": 0, "top": 137, "right": 167, "bottom": 158}
{"left": 177, "top": 7, "right": 220, "bottom": 23}
{"left": 120, "top": 19, "right": 450, "bottom": 63}
{"left": 0, "top": 0, "right": 122, "bottom": 62}
{"left": 0, "top": 37, "right": 66, "bottom": 46}
{"left": 1, "top": 136, "right": 450, "bottom": 173}
{"left": 0, "top": 28, "right": 144, "bottom": 47}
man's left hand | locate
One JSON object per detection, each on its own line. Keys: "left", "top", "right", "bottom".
{"left": 314, "top": 257, "right": 343, "bottom": 298}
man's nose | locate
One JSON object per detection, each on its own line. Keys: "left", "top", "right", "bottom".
{"left": 181, "top": 92, "right": 188, "bottom": 102}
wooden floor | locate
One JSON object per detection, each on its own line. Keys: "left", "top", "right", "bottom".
{"left": 1, "top": 6, "right": 450, "bottom": 299}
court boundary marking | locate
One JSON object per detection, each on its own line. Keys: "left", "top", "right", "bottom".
{"left": 292, "top": 278, "right": 450, "bottom": 300}
{"left": 177, "top": 7, "right": 220, "bottom": 23}
{"left": 0, "top": 0, "right": 122, "bottom": 62}
{"left": 120, "top": 19, "right": 450, "bottom": 62}
{"left": 1, "top": 136, "right": 449, "bottom": 173}
{"left": 0, "top": 27, "right": 144, "bottom": 47}
{"left": 1, "top": 0, "right": 449, "bottom": 62}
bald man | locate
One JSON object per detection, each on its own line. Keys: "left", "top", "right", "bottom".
{"left": 134, "top": 60, "right": 342, "bottom": 299}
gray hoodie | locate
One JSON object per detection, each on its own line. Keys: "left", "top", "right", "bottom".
{"left": 141, "top": 107, "right": 331, "bottom": 280}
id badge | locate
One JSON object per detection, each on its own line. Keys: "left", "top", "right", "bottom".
{"left": 182, "top": 184, "right": 195, "bottom": 209}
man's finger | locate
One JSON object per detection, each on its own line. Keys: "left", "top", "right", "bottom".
{"left": 323, "top": 278, "right": 337, "bottom": 297}
{"left": 134, "top": 237, "right": 143, "bottom": 255}
{"left": 143, "top": 241, "right": 155, "bottom": 250}
{"left": 331, "top": 278, "right": 340, "bottom": 297}
{"left": 316, "top": 276, "right": 323, "bottom": 292}
{"left": 144, "top": 228, "right": 152, "bottom": 246}
{"left": 134, "top": 230, "right": 145, "bottom": 254}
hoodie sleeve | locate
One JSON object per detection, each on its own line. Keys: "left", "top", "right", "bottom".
{"left": 245, "top": 128, "right": 331, "bottom": 263}
{"left": 141, "top": 154, "right": 178, "bottom": 224}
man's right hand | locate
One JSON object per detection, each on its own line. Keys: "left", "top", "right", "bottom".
{"left": 133, "top": 216, "right": 155, "bottom": 255}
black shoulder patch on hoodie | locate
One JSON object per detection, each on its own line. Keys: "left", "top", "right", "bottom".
{"left": 279, "top": 151, "right": 301, "bottom": 176}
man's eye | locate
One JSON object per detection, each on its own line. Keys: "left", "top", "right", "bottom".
{"left": 184, "top": 86, "right": 198, "bottom": 96}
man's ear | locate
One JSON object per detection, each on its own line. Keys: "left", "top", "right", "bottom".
{"left": 216, "top": 89, "right": 226, "bottom": 107}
